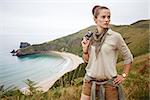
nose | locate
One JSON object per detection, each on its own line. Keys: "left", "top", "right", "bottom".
{"left": 105, "top": 17, "right": 110, "bottom": 22}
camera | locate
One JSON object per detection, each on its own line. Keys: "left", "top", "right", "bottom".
{"left": 84, "top": 30, "right": 93, "bottom": 40}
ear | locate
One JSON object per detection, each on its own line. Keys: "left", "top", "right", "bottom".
{"left": 93, "top": 17, "right": 97, "bottom": 24}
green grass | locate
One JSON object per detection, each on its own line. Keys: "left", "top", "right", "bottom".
{"left": 49, "top": 53, "right": 149, "bottom": 100}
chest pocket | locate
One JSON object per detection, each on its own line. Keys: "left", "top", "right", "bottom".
{"left": 101, "top": 41, "right": 117, "bottom": 54}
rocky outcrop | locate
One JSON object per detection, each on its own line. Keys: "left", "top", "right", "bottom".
{"left": 20, "top": 42, "right": 30, "bottom": 48}
{"left": 10, "top": 49, "right": 17, "bottom": 56}
{"left": 15, "top": 47, "right": 38, "bottom": 57}
{"left": 11, "top": 42, "right": 32, "bottom": 56}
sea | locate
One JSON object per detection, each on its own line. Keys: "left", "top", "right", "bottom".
{"left": 0, "top": 34, "right": 67, "bottom": 89}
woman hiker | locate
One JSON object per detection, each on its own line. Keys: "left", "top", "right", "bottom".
{"left": 80, "top": 5, "right": 133, "bottom": 100}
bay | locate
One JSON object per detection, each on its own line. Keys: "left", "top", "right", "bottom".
{"left": 0, "top": 34, "right": 66, "bottom": 89}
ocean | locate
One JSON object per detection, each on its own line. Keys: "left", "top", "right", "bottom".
{"left": 0, "top": 34, "right": 66, "bottom": 89}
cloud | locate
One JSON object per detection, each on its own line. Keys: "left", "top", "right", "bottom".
{"left": 0, "top": 0, "right": 149, "bottom": 37}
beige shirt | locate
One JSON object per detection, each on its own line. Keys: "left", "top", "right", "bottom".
{"left": 86, "top": 29, "right": 133, "bottom": 79}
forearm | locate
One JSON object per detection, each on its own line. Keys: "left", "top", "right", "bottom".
{"left": 82, "top": 53, "right": 89, "bottom": 63}
{"left": 123, "top": 63, "right": 131, "bottom": 77}
{"left": 114, "top": 63, "right": 132, "bottom": 84}
{"left": 82, "top": 47, "right": 89, "bottom": 63}
{"left": 81, "top": 37, "right": 90, "bottom": 63}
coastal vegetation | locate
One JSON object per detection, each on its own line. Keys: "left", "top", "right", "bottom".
{"left": 1, "top": 19, "right": 149, "bottom": 100}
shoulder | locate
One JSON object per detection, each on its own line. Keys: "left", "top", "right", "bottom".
{"left": 108, "top": 29, "right": 121, "bottom": 37}
{"left": 107, "top": 28, "right": 123, "bottom": 40}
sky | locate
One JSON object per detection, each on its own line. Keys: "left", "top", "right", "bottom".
{"left": 0, "top": 0, "right": 149, "bottom": 38}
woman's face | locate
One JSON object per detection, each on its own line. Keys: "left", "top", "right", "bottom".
{"left": 94, "top": 9, "right": 111, "bottom": 29}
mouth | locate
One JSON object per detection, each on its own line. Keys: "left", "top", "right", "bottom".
{"left": 104, "top": 23, "right": 109, "bottom": 26}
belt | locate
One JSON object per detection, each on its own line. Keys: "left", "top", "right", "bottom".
{"left": 84, "top": 74, "right": 125, "bottom": 100}
{"left": 87, "top": 76, "right": 117, "bottom": 82}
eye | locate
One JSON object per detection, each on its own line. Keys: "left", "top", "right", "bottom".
{"left": 108, "top": 16, "right": 110, "bottom": 19}
{"left": 102, "top": 16, "right": 105, "bottom": 19}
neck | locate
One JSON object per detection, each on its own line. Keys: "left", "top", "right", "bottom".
{"left": 97, "top": 26, "right": 105, "bottom": 33}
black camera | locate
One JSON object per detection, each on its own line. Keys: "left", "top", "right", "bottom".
{"left": 84, "top": 30, "right": 93, "bottom": 40}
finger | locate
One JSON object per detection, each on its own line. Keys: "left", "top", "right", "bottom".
{"left": 117, "top": 80, "right": 122, "bottom": 84}
{"left": 114, "top": 77, "right": 121, "bottom": 84}
{"left": 83, "top": 39, "right": 87, "bottom": 43}
{"left": 114, "top": 77, "right": 119, "bottom": 82}
{"left": 115, "top": 79, "right": 121, "bottom": 84}
{"left": 83, "top": 37, "right": 87, "bottom": 41}
{"left": 81, "top": 40, "right": 86, "bottom": 44}
{"left": 113, "top": 80, "right": 118, "bottom": 84}
{"left": 83, "top": 40, "right": 90, "bottom": 46}
{"left": 87, "top": 40, "right": 90, "bottom": 44}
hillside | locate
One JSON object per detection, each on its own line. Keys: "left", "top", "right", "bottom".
{"left": 17, "top": 19, "right": 149, "bottom": 59}
{"left": 48, "top": 53, "right": 149, "bottom": 100}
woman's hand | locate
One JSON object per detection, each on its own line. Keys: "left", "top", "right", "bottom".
{"left": 113, "top": 75, "right": 125, "bottom": 85}
{"left": 81, "top": 37, "right": 90, "bottom": 53}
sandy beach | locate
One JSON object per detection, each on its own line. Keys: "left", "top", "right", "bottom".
{"left": 20, "top": 51, "right": 84, "bottom": 94}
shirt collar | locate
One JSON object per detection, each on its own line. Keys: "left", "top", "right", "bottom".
{"left": 107, "top": 28, "right": 113, "bottom": 35}
{"left": 94, "top": 28, "right": 113, "bottom": 35}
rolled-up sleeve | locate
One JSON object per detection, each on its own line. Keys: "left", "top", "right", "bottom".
{"left": 117, "top": 34, "right": 133, "bottom": 64}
